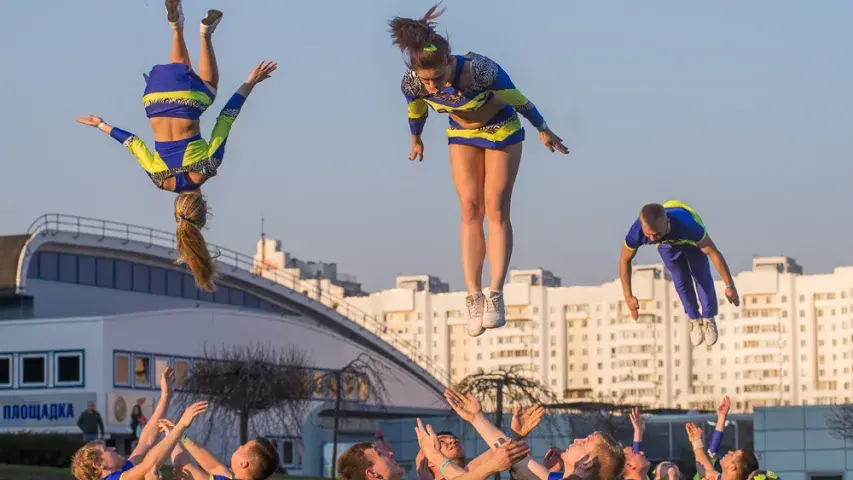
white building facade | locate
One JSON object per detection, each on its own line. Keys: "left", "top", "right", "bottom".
{"left": 0, "top": 214, "right": 448, "bottom": 475}
{"left": 341, "top": 258, "right": 853, "bottom": 413}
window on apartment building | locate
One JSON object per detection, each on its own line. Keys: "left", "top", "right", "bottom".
{"left": 0, "top": 355, "right": 11, "bottom": 387}
{"left": 56, "top": 351, "right": 83, "bottom": 386}
{"left": 799, "top": 295, "right": 805, "bottom": 301}
{"left": 21, "top": 354, "right": 47, "bottom": 386}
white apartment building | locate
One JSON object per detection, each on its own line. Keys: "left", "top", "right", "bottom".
{"left": 340, "top": 257, "right": 853, "bottom": 413}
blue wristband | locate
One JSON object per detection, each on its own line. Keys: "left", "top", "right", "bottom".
{"left": 439, "top": 459, "right": 452, "bottom": 476}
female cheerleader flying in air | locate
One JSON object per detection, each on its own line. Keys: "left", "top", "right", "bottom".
{"left": 389, "top": 4, "right": 569, "bottom": 337}
{"left": 76, "top": 0, "right": 277, "bottom": 291}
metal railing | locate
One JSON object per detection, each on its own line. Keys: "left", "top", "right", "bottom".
{"left": 24, "top": 213, "right": 451, "bottom": 386}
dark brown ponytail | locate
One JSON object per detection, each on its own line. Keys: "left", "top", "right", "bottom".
{"left": 388, "top": 3, "right": 450, "bottom": 70}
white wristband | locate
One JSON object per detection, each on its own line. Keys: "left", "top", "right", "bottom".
{"left": 97, "top": 122, "right": 106, "bottom": 131}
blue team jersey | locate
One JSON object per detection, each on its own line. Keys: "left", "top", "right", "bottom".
{"left": 624, "top": 200, "right": 707, "bottom": 250}
{"left": 102, "top": 460, "right": 133, "bottom": 480}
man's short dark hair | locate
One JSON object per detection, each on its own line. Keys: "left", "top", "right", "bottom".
{"left": 248, "top": 437, "right": 280, "bottom": 480}
{"left": 338, "top": 441, "right": 377, "bottom": 480}
{"left": 436, "top": 431, "right": 458, "bottom": 438}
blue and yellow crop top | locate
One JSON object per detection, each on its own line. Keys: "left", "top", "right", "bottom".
{"left": 401, "top": 53, "right": 547, "bottom": 135}
{"left": 108, "top": 92, "right": 245, "bottom": 193}
{"left": 142, "top": 63, "right": 216, "bottom": 121}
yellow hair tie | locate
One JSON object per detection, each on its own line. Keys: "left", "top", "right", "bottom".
{"left": 424, "top": 44, "right": 437, "bottom": 52}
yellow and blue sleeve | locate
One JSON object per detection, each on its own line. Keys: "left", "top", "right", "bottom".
{"left": 207, "top": 92, "right": 246, "bottom": 162}
{"left": 404, "top": 91, "right": 428, "bottom": 136}
{"left": 109, "top": 127, "right": 165, "bottom": 174}
{"left": 486, "top": 62, "right": 546, "bottom": 130}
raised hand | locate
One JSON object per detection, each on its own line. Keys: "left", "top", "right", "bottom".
{"left": 178, "top": 401, "right": 208, "bottom": 429}
{"left": 414, "top": 418, "right": 442, "bottom": 461}
{"left": 444, "top": 389, "right": 482, "bottom": 423}
{"left": 160, "top": 367, "right": 175, "bottom": 398}
{"left": 480, "top": 440, "right": 530, "bottom": 474}
{"left": 538, "top": 128, "right": 569, "bottom": 154}
{"left": 685, "top": 422, "right": 703, "bottom": 443}
{"left": 156, "top": 419, "right": 175, "bottom": 435}
{"left": 717, "top": 395, "right": 731, "bottom": 419}
{"left": 630, "top": 407, "right": 645, "bottom": 436}
{"left": 511, "top": 404, "right": 544, "bottom": 439}
{"left": 76, "top": 114, "right": 104, "bottom": 128}
{"left": 246, "top": 61, "right": 277, "bottom": 86}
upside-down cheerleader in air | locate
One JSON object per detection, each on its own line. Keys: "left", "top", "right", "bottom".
{"left": 619, "top": 201, "right": 741, "bottom": 347}
{"left": 388, "top": 4, "right": 569, "bottom": 338}
{"left": 76, "top": 0, "right": 277, "bottom": 291}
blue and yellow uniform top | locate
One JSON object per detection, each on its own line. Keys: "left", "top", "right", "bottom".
{"left": 108, "top": 92, "right": 246, "bottom": 193}
{"left": 624, "top": 200, "right": 707, "bottom": 250}
{"left": 143, "top": 63, "right": 216, "bottom": 121}
{"left": 102, "top": 460, "right": 133, "bottom": 480}
{"left": 210, "top": 475, "right": 231, "bottom": 480}
{"left": 402, "top": 52, "right": 546, "bottom": 149}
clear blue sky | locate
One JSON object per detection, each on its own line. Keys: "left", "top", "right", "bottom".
{"left": 1, "top": 1, "right": 850, "bottom": 292}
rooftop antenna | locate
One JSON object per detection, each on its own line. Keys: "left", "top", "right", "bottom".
{"left": 259, "top": 213, "right": 266, "bottom": 273}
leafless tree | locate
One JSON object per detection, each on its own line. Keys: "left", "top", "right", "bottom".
{"left": 827, "top": 403, "right": 853, "bottom": 440}
{"left": 453, "top": 366, "right": 560, "bottom": 431}
{"left": 310, "top": 353, "right": 393, "bottom": 479}
{"left": 177, "top": 343, "right": 314, "bottom": 451}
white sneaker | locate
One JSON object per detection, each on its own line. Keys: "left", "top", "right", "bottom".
{"left": 482, "top": 290, "right": 506, "bottom": 329}
{"left": 703, "top": 317, "right": 719, "bottom": 346}
{"left": 466, "top": 292, "right": 485, "bottom": 337}
{"left": 689, "top": 319, "right": 705, "bottom": 347}
{"left": 200, "top": 9, "right": 223, "bottom": 37}
{"left": 166, "top": 0, "right": 184, "bottom": 29}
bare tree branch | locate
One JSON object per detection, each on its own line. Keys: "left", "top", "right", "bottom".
{"left": 176, "top": 343, "right": 314, "bottom": 449}
{"left": 827, "top": 403, "right": 853, "bottom": 440}
{"left": 453, "top": 366, "right": 567, "bottom": 436}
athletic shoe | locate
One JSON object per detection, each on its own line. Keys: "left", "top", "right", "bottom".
{"left": 466, "top": 292, "right": 485, "bottom": 337}
{"left": 166, "top": 0, "right": 184, "bottom": 29}
{"left": 482, "top": 290, "right": 506, "bottom": 329}
{"left": 690, "top": 319, "right": 705, "bottom": 347}
{"left": 200, "top": 9, "right": 223, "bottom": 37}
{"left": 703, "top": 317, "right": 719, "bottom": 346}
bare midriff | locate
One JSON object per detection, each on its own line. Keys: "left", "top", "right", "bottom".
{"left": 449, "top": 95, "right": 508, "bottom": 129}
{"left": 150, "top": 117, "right": 201, "bottom": 142}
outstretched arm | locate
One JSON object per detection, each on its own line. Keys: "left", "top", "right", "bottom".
{"left": 482, "top": 60, "right": 545, "bottom": 131}
{"left": 444, "top": 390, "right": 550, "bottom": 480}
{"left": 707, "top": 396, "right": 731, "bottom": 458}
{"left": 76, "top": 115, "right": 163, "bottom": 174}
{"left": 686, "top": 423, "right": 717, "bottom": 479}
{"left": 698, "top": 235, "right": 740, "bottom": 306}
{"left": 482, "top": 58, "right": 568, "bottom": 153}
{"left": 157, "top": 419, "right": 231, "bottom": 478}
{"left": 621, "top": 219, "right": 644, "bottom": 319}
{"left": 401, "top": 73, "right": 428, "bottom": 162}
{"left": 120, "top": 402, "right": 208, "bottom": 480}
{"left": 129, "top": 369, "right": 176, "bottom": 465}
